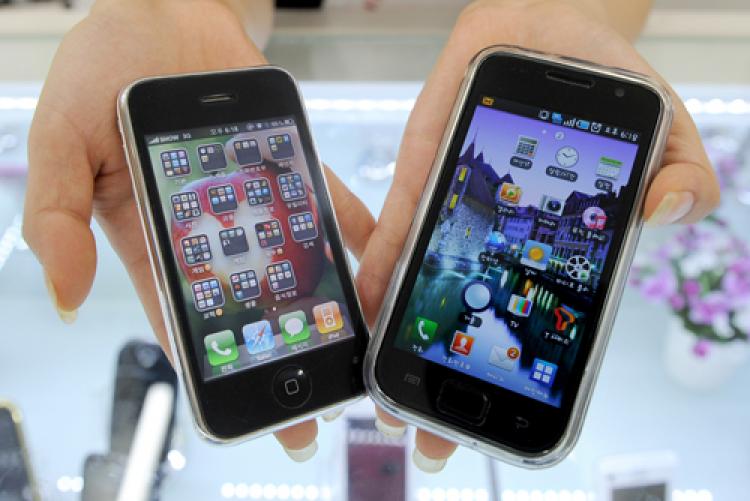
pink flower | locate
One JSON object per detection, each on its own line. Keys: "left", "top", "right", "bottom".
{"left": 688, "top": 292, "right": 731, "bottom": 326}
{"left": 639, "top": 267, "right": 677, "bottom": 301}
{"left": 693, "top": 339, "right": 711, "bottom": 358}
{"left": 683, "top": 279, "right": 701, "bottom": 298}
{"left": 668, "top": 294, "right": 686, "bottom": 310}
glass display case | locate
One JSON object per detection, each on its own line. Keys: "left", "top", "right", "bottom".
{"left": 1, "top": 3, "right": 750, "bottom": 499}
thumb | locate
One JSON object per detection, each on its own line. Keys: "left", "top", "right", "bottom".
{"left": 23, "top": 104, "right": 97, "bottom": 322}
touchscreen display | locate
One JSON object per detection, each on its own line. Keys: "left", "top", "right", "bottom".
{"left": 146, "top": 116, "right": 355, "bottom": 381}
{"left": 393, "top": 98, "right": 641, "bottom": 407}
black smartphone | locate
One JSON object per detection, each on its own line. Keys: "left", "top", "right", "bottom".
{"left": 366, "top": 47, "right": 672, "bottom": 467}
{"left": 110, "top": 341, "right": 177, "bottom": 456}
{"left": 0, "top": 403, "right": 39, "bottom": 501}
{"left": 117, "top": 67, "right": 368, "bottom": 442}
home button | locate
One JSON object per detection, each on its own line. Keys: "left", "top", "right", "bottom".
{"left": 273, "top": 366, "right": 312, "bottom": 408}
{"left": 436, "top": 380, "right": 489, "bottom": 425}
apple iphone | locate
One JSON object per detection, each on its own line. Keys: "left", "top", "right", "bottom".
{"left": 118, "top": 67, "right": 368, "bottom": 442}
{"left": 365, "top": 47, "right": 672, "bottom": 467}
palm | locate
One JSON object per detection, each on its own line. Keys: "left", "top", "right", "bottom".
{"left": 25, "top": 0, "right": 265, "bottom": 343}
{"left": 358, "top": 0, "right": 718, "bottom": 465}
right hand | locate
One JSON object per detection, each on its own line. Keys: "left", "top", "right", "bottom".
{"left": 23, "top": 0, "right": 375, "bottom": 460}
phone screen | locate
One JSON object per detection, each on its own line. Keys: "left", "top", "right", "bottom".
{"left": 0, "top": 408, "right": 34, "bottom": 501}
{"left": 145, "top": 116, "right": 355, "bottom": 381}
{"left": 393, "top": 97, "right": 642, "bottom": 408}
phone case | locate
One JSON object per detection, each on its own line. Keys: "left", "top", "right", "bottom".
{"left": 117, "top": 67, "right": 364, "bottom": 444}
{"left": 363, "top": 46, "right": 673, "bottom": 468}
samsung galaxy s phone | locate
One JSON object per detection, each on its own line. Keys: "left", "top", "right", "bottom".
{"left": 0, "top": 402, "right": 39, "bottom": 501}
{"left": 365, "top": 46, "right": 672, "bottom": 467}
{"left": 117, "top": 67, "right": 369, "bottom": 442}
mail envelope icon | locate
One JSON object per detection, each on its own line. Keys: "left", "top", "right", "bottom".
{"left": 488, "top": 344, "right": 521, "bottom": 371}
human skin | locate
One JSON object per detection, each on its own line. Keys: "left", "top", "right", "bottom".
{"left": 23, "top": 0, "right": 719, "bottom": 469}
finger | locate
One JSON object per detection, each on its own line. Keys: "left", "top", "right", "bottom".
{"left": 273, "top": 419, "right": 319, "bottom": 462}
{"left": 413, "top": 429, "right": 458, "bottom": 474}
{"left": 374, "top": 404, "right": 407, "bottom": 438}
{"left": 323, "top": 164, "right": 375, "bottom": 261}
{"left": 22, "top": 104, "right": 96, "bottom": 321}
{"left": 644, "top": 98, "right": 720, "bottom": 225}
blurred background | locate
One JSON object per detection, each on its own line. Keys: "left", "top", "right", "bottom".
{"left": 0, "top": 1, "right": 749, "bottom": 500}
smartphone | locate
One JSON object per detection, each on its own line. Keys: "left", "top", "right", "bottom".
{"left": 118, "top": 67, "right": 368, "bottom": 442}
{"left": 346, "top": 418, "right": 406, "bottom": 501}
{"left": 365, "top": 46, "right": 672, "bottom": 467}
{"left": 110, "top": 341, "right": 176, "bottom": 456}
{"left": 0, "top": 403, "right": 39, "bottom": 501}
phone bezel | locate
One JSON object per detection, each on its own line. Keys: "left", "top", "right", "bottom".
{"left": 365, "top": 47, "right": 672, "bottom": 467}
{"left": 119, "top": 67, "right": 368, "bottom": 441}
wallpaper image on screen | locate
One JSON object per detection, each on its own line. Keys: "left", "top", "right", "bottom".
{"left": 147, "top": 116, "right": 354, "bottom": 381}
{"left": 394, "top": 103, "right": 639, "bottom": 407}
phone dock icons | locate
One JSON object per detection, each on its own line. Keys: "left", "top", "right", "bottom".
{"left": 313, "top": 301, "right": 344, "bottom": 334}
{"left": 204, "top": 330, "right": 238, "bottom": 366}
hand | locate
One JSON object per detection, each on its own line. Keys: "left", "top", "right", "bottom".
{"left": 22, "top": 0, "right": 374, "bottom": 461}
{"left": 357, "top": 0, "right": 720, "bottom": 472}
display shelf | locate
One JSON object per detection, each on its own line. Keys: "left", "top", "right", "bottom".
{"left": 0, "top": 82, "right": 748, "bottom": 500}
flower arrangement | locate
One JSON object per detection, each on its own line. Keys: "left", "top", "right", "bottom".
{"left": 630, "top": 216, "right": 750, "bottom": 355}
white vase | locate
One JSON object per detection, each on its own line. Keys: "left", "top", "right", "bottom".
{"left": 664, "top": 319, "right": 749, "bottom": 391}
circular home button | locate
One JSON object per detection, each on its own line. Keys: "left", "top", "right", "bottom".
{"left": 272, "top": 366, "right": 312, "bottom": 409}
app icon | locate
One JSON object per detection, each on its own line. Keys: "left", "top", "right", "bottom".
{"left": 540, "top": 195, "right": 564, "bottom": 216}
{"left": 191, "top": 278, "right": 224, "bottom": 312}
{"left": 244, "top": 178, "right": 273, "bottom": 206}
{"left": 255, "top": 219, "right": 285, "bottom": 248}
{"left": 289, "top": 212, "right": 318, "bottom": 242}
{"left": 233, "top": 139, "right": 262, "bottom": 166}
{"left": 555, "top": 146, "right": 579, "bottom": 168}
{"left": 507, "top": 294, "right": 533, "bottom": 317}
{"left": 520, "top": 240, "right": 552, "bottom": 271}
{"left": 565, "top": 255, "right": 591, "bottom": 282}
{"left": 204, "top": 330, "right": 238, "bottom": 366}
{"left": 279, "top": 310, "right": 311, "bottom": 345}
{"left": 554, "top": 304, "right": 579, "bottom": 337}
{"left": 596, "top": 156, "right": 623, "bottom": 180}
{"left": 529, "top": 358, "right": 558, "bottom": 386}
{"left": 181, "top": 234, "right": 212, "bottom": 266}
{"left": 197, "top": 143, "right": 227, "bottom": 172}
{"left": 230, "top": 269, "right": 261, "bottom": 302}
{"left": 266, "top": 260, "right": 296, "bottom": 292}
{"left": 450, "top": 331, "right": 474, "bottom": 356}
{"left": 207, "top": 184, "right": 238, "bottom": 214}
{"left": 498, "top": 182, "right": 522, "bottom": 205}
{"left": 514, "top": 135, "right": 539, "bottom": 159}
{"left": 582, "top": 206, "right": 607, "bottom": 230}
{"left": 538, "top": 110, "right": 550, "bottom": 120}
{"left": 461, "top": 281, "right": 493, "bottom": 312}
{"left": 277, "top": 173, "right": 306, "bottom": 202}
{"left": 575, "top": 119, "right": 590, "bottom": 131}
{"left": 413, "top": 316, "right": 438, "bottom": 344}
{"left": 313, "top": 301, "right": 344, "bottom": 334}
{"left": 551, "top": 112, "right": 563, "bottom": 125}
{"left": 242, "top": 320, "right": 275, "bottom": 355}
{"left": 160, "top": 149, "right": 190, "bottom": 178}
{"left": 488, "top": 345, "right": 521, "bottom": 371}
{"left": 590, "top": 122, "right": 602, "bottom": 133}
{"left": 171, "top": 191, "right": 201, "bottom": 221}
{"left": 268, "top": 134, "right": 295, "bottom": 160}
{"left": 219, "top": 226, "right": 249, "bottom": 256}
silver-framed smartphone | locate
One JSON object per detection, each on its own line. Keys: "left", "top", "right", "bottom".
{"left": 117, "top": 67, "right": 369, "bottom": 443}
{"left": 365, "top": 46, "right": 672, "bottom": 467}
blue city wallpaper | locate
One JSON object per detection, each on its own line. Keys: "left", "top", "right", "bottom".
{"left": 394, "top": 104, "right": 640, "bottom": 407}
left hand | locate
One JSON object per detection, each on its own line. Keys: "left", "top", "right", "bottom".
{"left": 357, "top": 0, "right": 720, "bottom": 472}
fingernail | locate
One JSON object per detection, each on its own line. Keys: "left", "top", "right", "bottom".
{"left": 375, "top": 417, "right": 406, "bottom": 438}
{"left": 412, "top": 447, "right": 447, "bottom": 473}
{"left": 283, "top": 440, "right": 318, "bottom": 463}
{"left": 44, "top": 272, "right": 77, "bottom": 324}
{"left": 322, "top": 408, "right": 344, "bottom": 422}
{"left": 646, "top": 191, "right": 694, "bottom": 226}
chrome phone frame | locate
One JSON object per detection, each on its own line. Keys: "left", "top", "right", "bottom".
{"left": 364, "top": 46, "right": 673, "bottom": 468}
{"left": 117, "top": 66, "right": 365, "bottom": 444}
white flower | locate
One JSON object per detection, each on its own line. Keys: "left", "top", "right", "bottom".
{"left": 680, "top": 251, "right": 719, "bottom": 278}
{"left": 733, "top": 307, "right": 750, "bottom": 335}
{"left": 712, "top": 314, "right": 734, "bottom": 339}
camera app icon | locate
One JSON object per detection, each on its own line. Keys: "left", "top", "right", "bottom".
{"left": 540, "top": 194, "right": 564, "bottom": 216}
